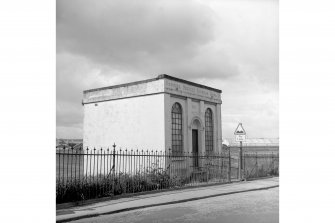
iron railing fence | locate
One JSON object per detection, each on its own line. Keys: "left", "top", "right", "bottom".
{"left": 243, "top": 152, "right": 279, "bottom": 179}
{"left": 56, "top": 146, "right": 279, "bottom": 204}
{"left": 228, "top": 145, "right": 279, "bottom": 180}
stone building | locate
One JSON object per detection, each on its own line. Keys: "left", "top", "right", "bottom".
{"left": 82, "top": 74, "right": 222, "bottom": 175}
{"left": 83, "top": 74, "right": 222, "bottom": 154}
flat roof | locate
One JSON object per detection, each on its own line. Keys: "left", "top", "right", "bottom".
{"left": 84, "top": 74, "right": 222, "bottom": 94}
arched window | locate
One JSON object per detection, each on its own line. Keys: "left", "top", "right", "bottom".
{"left": 205, "top": 108, "right": 214, "bottom": 152}
{"left": 171, "top": 103, "right": 183, "bottom": 155}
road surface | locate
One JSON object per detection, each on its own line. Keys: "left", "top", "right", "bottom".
{"left": 70, "top": 187, "right": 279, "bottom": 223}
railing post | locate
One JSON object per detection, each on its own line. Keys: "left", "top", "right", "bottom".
{"left": 70, "top": 146, "right": 74, "bottom": 183}
{"left": 78, "top": 147, "right": 81, "bottom": 182}
{"left": 112, "top": 143, "right": 116, "bottom": 195}
{"left": 256, "top": 152, "right": 258, "bottom": 178}
{"left": 106, "top": 148, "right": 109, "bottom": 193}
{"left": 228, "top": 147, "right": 231, "bottom": 183}
{"left": 168, "top": 148, "right": 172, "bottom": 177}
{"left": 67, "top": 147, "right": 70, "bottom": 182}
{"left": 74, "top": 148, "right": 77, "bottom": 181}
{"left": 57, "top": 147, "right": 60, "bottom": 182}
{"left": 206, "top": 152, "right": 209, "bottom": 182}
{"left": 100, "top": 148, "right": 103, "bottom": 185}
{"left": 272, "top": 152, "right": 274, "bottom": 172}
{"left": 243, "top": 152, "right": 246, "bottom": 181}
{"left": 239, "top": 142, "right": 242, "bottom": 181}
{"left": 86, "top": 147, "right": 89, "bottom": 180}
{"left": 220, "top": 151, "right": 223, "bottom": 182}
{"left": 62, "top": 146, "right": 65, "bottom": 185}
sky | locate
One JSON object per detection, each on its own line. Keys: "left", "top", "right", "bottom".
{"left": 56, "top": 0, "right": 278, "bottom": 140}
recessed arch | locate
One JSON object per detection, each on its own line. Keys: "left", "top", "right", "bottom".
{"left": 189, "top": 116, "right": 204, "bottom": 130}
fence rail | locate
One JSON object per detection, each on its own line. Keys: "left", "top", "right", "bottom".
{"left": 56, "top": 146, "right": 279, "bottom": 204}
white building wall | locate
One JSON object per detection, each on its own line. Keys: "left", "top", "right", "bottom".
{"left": 83, "top": 94, "right": 165, "bottom": 151}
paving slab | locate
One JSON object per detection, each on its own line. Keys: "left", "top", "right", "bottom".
{"left": 56, "top": 177, "right": 279, "bottom": 222}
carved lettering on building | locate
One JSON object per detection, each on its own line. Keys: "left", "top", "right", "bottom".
{"left": 165, "top": 80, "right": 221, "bottom": 103}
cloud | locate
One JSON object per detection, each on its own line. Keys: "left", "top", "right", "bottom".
{"left": 57, "top": 0, "right": 231, "bottom": 79}
{"left": 57, "top": 0, "right": 278, "bottom": 81}
{"left": 56, "top": 52, "right": 139, "bottom": 138}
{"left": 56, "top": 0, "right": 279, "bottom": 139}
{"left": 202, "top": 75, "right": 279, "bottom": 139}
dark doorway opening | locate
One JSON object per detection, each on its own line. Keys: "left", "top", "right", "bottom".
{"left": 192, "top": 129, "right": 199, "bottom": 167}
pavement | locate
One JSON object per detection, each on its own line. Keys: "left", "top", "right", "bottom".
{"left": 56, "top": 177, "right": 279, "bottom": 223}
